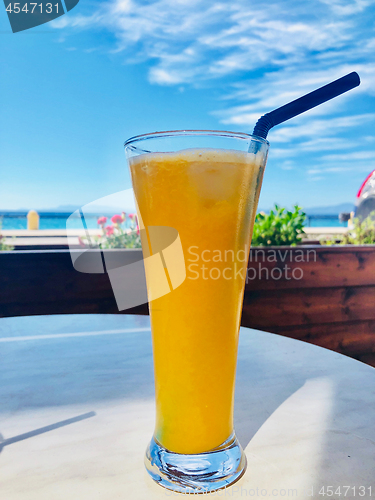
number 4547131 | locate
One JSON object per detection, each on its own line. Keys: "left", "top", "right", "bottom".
{"left": 6, "top": 3, "right": 59, "bottom": 13}
{"left": 318, "top": 486, "right": 372, "bottom": 496}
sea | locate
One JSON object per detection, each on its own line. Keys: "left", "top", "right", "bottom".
{"left": 0, "top": 212, "right": 347, "bottom": 229}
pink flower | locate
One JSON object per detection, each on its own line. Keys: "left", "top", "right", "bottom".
{"left": 97, "top": 216, "right": 107, "bottom": 226}
{"left": 106, "top": 225, "right": 115, "bottom": 236}
{"left": 111, "top": 214, "right": 123, "bottom": 224}
{"left": 78, "top": 236, "right": 86, "bottom": 247}
{"left": 128, "top": 213, "right": 135, "bottom": 219}
{"left": 136, "top": 225, "right": 140, "bottom": 236}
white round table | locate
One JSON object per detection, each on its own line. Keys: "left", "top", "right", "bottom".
{"left": 0, "top": 315, "right": 374, "bottom": 499}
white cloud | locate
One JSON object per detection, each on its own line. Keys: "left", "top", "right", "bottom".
{"left": 267, "top": 147, "right": 299, "bottom": 158}
{"left": 52, "top": 0, "right": 375, "bottom": 172}
{"left": 317, "top": 0, "right": 374, "bottom": 16}
{"left": 280, "top": 162, "right": 294, "bottom": 170}
{"left": 51, "top": 0, "right": 374, "bottom": 89}
{"left": 264, "top": 114, "right": 375, "bottom": 143}
{"left": 307, "top": 162, "right": 375, "bottom": 174}
{"left": 296, "top": 137, "right": 357, "bottom": 152}
{"left": 322, "top": 151, "right": 375, "bottom": 161}
{"left": 216, "top": 63, "right": 375, "bottom": 127}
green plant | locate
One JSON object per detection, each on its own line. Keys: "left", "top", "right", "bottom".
{"left": 321, "top": 211, "right": 375, "bottom": 245}
{"left": 251, "top": 204, "right": 306, "bottom": 246}
{"left": 79, "top": 213, "right": 141, "bottom": 249}
{"left": 0, "top": 219, "right": 14, "bottom": 251}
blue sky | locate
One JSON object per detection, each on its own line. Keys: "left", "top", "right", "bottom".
{"left": 1, "top": 0, "right": 375, "bottom": 211}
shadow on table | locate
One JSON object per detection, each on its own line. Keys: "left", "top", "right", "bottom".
{"left": 2, "top": 315, "right": 349, "bottom": 462}
{"left": 235, "top": 332, "right": 375, "bottom": 497}
{"left": 0, "top": 411, "right": 96, "bottom": 454}
{"left": 235, "top": 330, "right": 308, "bottom": 449}
{"left": 311, "top": 358, "right": 375, "bottom": 494}
{"left": 3, "top": 316, "right": 374, "bottom": 495}
{"left": 0, "top": 315, "right": 154, "bottom": 413}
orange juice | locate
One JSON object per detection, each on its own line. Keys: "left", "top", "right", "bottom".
{"left": 130, "top": 148, "right": 264, "bottom": 454}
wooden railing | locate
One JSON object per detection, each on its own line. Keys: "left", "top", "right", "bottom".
{"left": 242, "top": 246, "right": 375, "bottom": 367}
{"left": 1, "top": 247, "right": 374, "bottom": 366}
{"left": 0, "top": 250, "right": 148, "bottom": 317}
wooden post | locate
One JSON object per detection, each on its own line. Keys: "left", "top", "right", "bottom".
{"left": 348, "top": 211, "right": 355, "bottom": 229}
{"left": 27, "top": 210, "right": 39, "bottom": 230}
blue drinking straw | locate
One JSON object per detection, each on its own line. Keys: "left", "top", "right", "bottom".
{"left": 253, "top": 72, "right": 360, "bottom": 140}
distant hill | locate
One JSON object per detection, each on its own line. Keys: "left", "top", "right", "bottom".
{"left": 303, "top": 203, "right": 355, "bottom": 215}
{"left": 257, "top": 203, "right": 355, "bottom": 215}
{"left": 0, "top": 203, "right": 136, "bottom": 215}
{"left": 2, "top": 202, "right": 354, "bottom": 216}
{"left": 41, "top": 204, "right": 132, "bottom": 214}
{"left": 46, "top": 205, "right": 80, "bottom": 212}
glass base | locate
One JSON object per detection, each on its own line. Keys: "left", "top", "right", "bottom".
{"left": 145, "top": 432, "right": 247, "bottom": 494}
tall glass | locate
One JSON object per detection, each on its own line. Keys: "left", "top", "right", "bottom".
{"left": 124, "top": 131, "right": 269, "bottom": 493}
